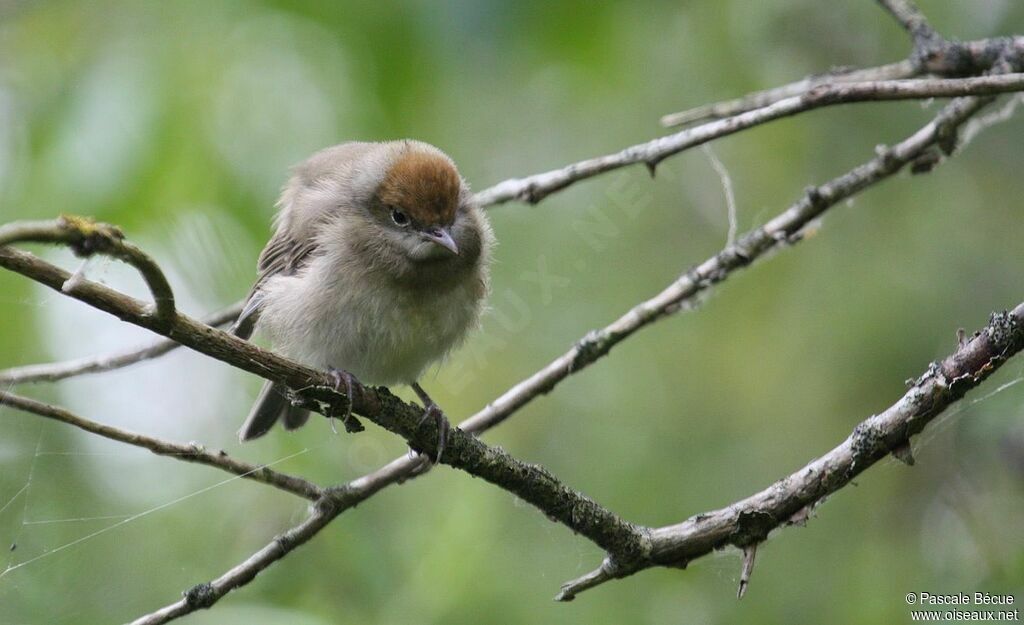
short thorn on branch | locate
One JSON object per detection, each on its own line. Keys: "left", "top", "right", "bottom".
{"left": 891, "top": 440, "right": 916, "bottom": 466}
{"left": 555, "top": 557, "right": 620, "bottom": 602}
{"left": 736, "top": 543, "right": 758, "bottom": 599}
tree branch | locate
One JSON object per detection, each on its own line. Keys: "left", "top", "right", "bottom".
{"left": 0, "top": 217, "right": 176, "bottom": 327}
{"left": 660, "top": 61, "right": 916, "bottom": 127}
{"left": 0, "top": 239, "right": 648, "bottom": 562}
{"left": 124, "top": 87, "right": 1008, "bottom": 622}
{"left": 127, "top": 485, "right": 354, "bottom": 625}
{"left": 0, "top": 303, "right": 243, "bottom": 385}
{"left": 876, "top": 0, "right": 937, "bottom": 44}
{"left": 467, "top": 93, "right": 994, "bottom": 435}
{"left": 558, "top": 303, "right": 1024, "bottom": 600}
{"left": 0, "top": 5, "right": 1018, "bottom": 618}
{"left": 659, "top": 34, "right": 1024, "bottom": 128}
{"left": 130, "top": 457, "right": 445, "bottom": 624}
{"left": 474, "top": 72, "right": 1024, "bottom": 207}
{"left": 0, "top": 391, "right": 322, "bottom": 500}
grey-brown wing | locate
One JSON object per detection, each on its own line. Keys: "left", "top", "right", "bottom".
{"left": 231, "top": 228, "right": 320, "bottom": 339}
{"left": 231, "top": 141, "right": 378, "bottom": 339}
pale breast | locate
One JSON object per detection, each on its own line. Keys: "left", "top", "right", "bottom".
{"left": 258, "top": 255, "right": 486, "bottom": 386}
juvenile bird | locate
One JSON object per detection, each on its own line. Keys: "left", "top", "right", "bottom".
{"left": 232, "top": 140, "right": 493, "bottom": 459}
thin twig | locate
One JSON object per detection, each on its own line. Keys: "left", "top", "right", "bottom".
{"left": 702, "top": 145, "right": 738, "bottom": 246}
{"left": 875, "top": 0, "right": 937, "bottom": 43}
{"left": 559, "top": 302, "right": 1024, "bottom": 599}
{"left": 474, "top": 72, "right": 1024, "bottom": 207}
{"left": 127, "top": 487, "right": 350, "bottom": 625}
{"left": 660, "top": 32, "right": 1024, "bottom": 129}
{"left": 660, "top": 61, "right": 916, "bottom": 127}
{"left": 467, "top": 94, "right": 994, "bottom": 441}
{"left": 0, "top": 391, "right": 322, "bottom": 500}
{"left": 0, "top": 303, "right": 242, "bottom": 385}
{"left": 0, "top": 216, "right": 176, "bottom": 327}
{"left": 961, "top": 93, "right": 1024, "bottom": 146}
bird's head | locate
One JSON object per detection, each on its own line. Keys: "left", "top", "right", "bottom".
{"left": 370, "top": 146, "right": 467, "bottom": 262}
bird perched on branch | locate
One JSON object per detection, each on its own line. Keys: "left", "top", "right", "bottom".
{"left": 232, "top": 140, "right": 493, "bottom": 459}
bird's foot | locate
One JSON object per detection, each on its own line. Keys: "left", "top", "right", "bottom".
{"left": 412, "top": 383, "right": 450, "bottom": 464}
{"left": 327, "top": 367, "right": 364, "bottom": 434}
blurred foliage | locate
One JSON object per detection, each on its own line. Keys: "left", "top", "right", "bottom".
{"left": 1, "top": 1, "right": 1023, "bottom": 623}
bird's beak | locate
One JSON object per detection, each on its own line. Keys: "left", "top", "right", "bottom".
{"left": 424, "top": 227, "right": 459, "bottom": 255}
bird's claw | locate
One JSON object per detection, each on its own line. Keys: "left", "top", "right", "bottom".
{"left": 417, "top": 401, "right": 450, "bottom": 463}
{"left": 327, "top": 367, "right": 364, "bottom": 433}
{"left": 411, "top": 383, "right": 450, "bottom": 464}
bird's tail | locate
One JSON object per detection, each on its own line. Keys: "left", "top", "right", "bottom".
{"left": 238, "top": 381, "right": 310, "bottom": 442}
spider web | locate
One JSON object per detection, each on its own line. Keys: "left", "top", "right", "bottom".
{"left": 0, "top": 220, "right": 329, "bottom": 622}
{"left": 0, "top": 445, "right": 313, "bottom": 579}
{"left": 0, "top": 401, "right": 324, "bottom": 624}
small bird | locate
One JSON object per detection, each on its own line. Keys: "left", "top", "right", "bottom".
{"left": 232, "top": 140, "right": 493, "bottom": 458}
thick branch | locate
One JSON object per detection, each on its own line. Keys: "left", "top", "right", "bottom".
{"left": 116, "top": 85, "right": 1005, "bottom": 622}
{"left": 474, "top": 73, "right": 1024, "bottom": 207}
{"left": 0, "top": 241, "right": 646, "bottom": 561}
{"left": 0, "top": 391, "right": 322, "bottom": 500}
{"left": 0, "top": 303, "right": 242, "bottom": 385}
{"left": 559, "top": 303, "right": 1024, "bottom": 599}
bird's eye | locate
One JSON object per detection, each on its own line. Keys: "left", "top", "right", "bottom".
{"left": 390, "top": 208, "right": 409, "bottom": 226}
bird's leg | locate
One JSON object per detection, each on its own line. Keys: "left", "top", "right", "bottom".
{"left": 327, "top": 367, "right": 364, "bottom": 433}
{"left": 412, "top": 382, "right": 451, "bottom": 463}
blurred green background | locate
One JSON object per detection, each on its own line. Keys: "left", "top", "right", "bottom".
{"left": 1, "top": 1, "right": 1023, "bottom": 623}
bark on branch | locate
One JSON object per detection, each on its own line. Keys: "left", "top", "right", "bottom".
{"left": 0, "top": 1, "right": 1021, "bottom": 619}
{"left": 660, "top": 33, "right": 1023, "bottom": 127}
{"left": 0, "top": 392, "right": 322, "bottom": 500}
{"left": 0, "top": 304, "right": 242, "bottom": 385}
{"left": 876, "top": 0, "right": 939, "bottom": 45}
{"left": 475, "top": 72, "right": 1024, "bottom": 207}
{"left": 0, "top": 233, "right": 647, "bottom": 561}
{"left": 114, "top": 87, "right": 1007, "bottom": 620}
{"left": 0, "top": 216, "right": 177, "bottom": 327}
{"left": 558, "top": 303, "right": 1024, "bottom": 599}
